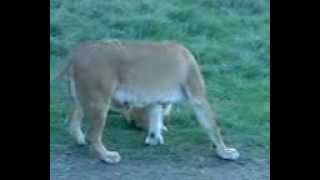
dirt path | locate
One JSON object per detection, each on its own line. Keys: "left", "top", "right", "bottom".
{"left": 50, "top": 147, "right": 269, "bottom": 180}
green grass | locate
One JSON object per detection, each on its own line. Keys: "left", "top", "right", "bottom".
{"left": 50, "top": 0, "right": 270, "bottom": 159}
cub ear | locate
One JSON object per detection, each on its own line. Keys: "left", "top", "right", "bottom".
{"left": 163, "top": 115, "right": 170, "bottom": 125}
{"left": 122, "top": 110, "right": 132, "bottom": 124}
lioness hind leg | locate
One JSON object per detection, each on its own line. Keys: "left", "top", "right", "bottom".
{"left": 83, "top": 97, "right": 121, "bottom": 164}
{"left": 190, "top": 96, "right": 239, "bottom": 160}
{"left": 184, "top": 61, "right": 239, "bottom": 160}
{"left": 67, "top": 77, "right": 86, "bottom": 145}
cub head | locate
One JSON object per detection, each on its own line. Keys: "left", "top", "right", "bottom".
{"left": 122, "top": 105, "right": 172, "bottom": 131}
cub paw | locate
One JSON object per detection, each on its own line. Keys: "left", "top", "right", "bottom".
{"left": 145, "top": 133, "right": 164, "bottom": 146}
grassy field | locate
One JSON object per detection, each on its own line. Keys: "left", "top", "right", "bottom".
{"left": 50, "top": 0, "right": 269, "bottom": 167}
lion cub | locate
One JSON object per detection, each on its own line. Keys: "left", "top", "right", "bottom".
{"left": 122, "top": 104, "right": 172, "bottom": 132}
{"left": 111, "top": 100, "right": 171, "bottom": 131}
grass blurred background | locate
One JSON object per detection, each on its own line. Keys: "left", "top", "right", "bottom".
{"left": 50, "top": 0, "right": 269, "bottom": 160}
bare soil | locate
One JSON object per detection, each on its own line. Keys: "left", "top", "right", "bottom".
{"left": 50, "top": 145, "right": 269, "bottom": 180}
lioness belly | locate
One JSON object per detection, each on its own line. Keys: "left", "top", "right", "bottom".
{"left": 113, "top": 86, "right": 185, "bottom": 108}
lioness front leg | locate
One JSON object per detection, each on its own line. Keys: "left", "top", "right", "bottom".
{"left": 191, "top": 97, "right": 240, "bottom": 160}
{"left": 84, "top": 98, "right": 121, "bottom": 163}
{"left": 68, "top": 103, "right": 86, "bottom": 145}
{"left": 145, "top": 104, "right": 165, "bottom": 146}
{"left": 67, "top": 76, "right": 86, "bottom": 145}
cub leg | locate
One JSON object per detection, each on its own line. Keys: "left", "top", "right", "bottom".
{"left": 144, "top": 104, "right": 165, "bottom": 146}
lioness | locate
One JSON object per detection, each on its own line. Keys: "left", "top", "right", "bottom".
{"left": 62, "top": 39, "right": 239, "bottom": 163}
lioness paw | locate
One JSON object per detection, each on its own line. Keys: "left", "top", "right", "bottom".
{"left": 216, "top": 147, "right": 240, "bottom": 160}
{"left": 100, "top": 151, "right": 121, "bottom": 164}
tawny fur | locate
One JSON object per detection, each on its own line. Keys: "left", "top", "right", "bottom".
{"left": 62, "top": 39, "right": 239, "bottom": 163}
